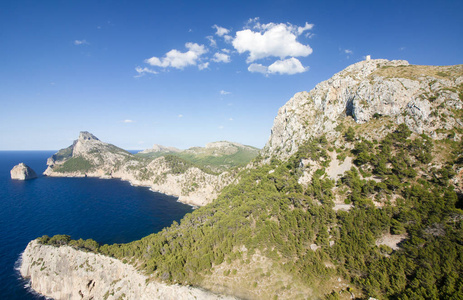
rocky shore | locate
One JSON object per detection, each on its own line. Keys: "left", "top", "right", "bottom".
{"left": 20, "top": 240, "right": 237, "bottom": 300}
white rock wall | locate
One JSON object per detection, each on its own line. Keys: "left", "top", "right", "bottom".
{"left": 20, "top": 240, "right": 237, "bottom": 300}
{"left": 263, "top": 59, "right": 463, "bottom": 160}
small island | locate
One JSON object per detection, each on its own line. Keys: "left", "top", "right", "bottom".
{"left": 10, "top": 163, "right": 38, "bottom": 180}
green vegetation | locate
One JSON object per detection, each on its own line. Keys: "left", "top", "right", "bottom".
{"left": 163, "top": 154, "right": 218, "bottom": 175}
{"left": 41, "top": 124, "right": 463, "bottom": 299}
{"left": 39, "top": 235, "right": 99, "bottom": 252}
{"left": 51, "top": 145, "right": 73, "bottom": 161}
{"left": 136, "top": 144, "right": 260, "bottom": 173}
{"left": 135, "top": 151, "right": 168, "bottom": 160}
{"left": 54, "top": 156, "right": 94, "bottom": 173}
{"left": 175, "top": 147, "right": 259, "bottom": 172}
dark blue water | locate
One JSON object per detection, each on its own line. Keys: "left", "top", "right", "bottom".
{"left": 0, "top": 151, "right": 193, "bottom": 299}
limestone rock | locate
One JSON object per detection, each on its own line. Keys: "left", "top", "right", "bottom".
{"left": 262, "top": 59, "right": 463, "bottom": 160}
{"left": 10, "top": 163, "right": 37, "bottom": 180}
{"left": 20, "top": 240, "right": 237, "bottom": 300}
{"left": 43, "top": 132, "right": 236, "bottom": 206}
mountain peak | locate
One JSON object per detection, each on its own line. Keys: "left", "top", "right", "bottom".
{"left": 263, "top": 59, "right": 463, "bottom": 160}
{"left": 78, "top": 131, "right": 99, "bottom": 142}
{"left": 139, "top": 144, "right": 181, "bottom": 154}
{"left": 205, "top": 141, "right": 242, "bottom": 149}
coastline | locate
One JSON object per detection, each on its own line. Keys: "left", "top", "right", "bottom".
{"left": 42, "top": 167, "right": 229, "bottom": 207}
{"left": 19, "top": 240, "right": 238, "bottom": 300}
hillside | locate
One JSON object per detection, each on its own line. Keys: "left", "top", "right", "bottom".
{"left": 24, "top": 59, "right": 463, "bottom": 299}
{"left": 43, "top": 132, "right": 240, "bottom": 206}
{"left": 136, "top": 141, "right": 260, "bottom": 173}
{"left": 263, "top": 59, "right": 463, "bottom": 161}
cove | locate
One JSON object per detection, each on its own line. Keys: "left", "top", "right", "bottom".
{"left": 0, "top": 151, "right": 193, "bottom": 299}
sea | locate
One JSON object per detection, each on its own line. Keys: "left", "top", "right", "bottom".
{"left": 0, "top": 151, "right": 194, "bottom": 299}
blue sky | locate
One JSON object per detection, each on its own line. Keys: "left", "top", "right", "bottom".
{"left": 1, "top": 0, "right": 462, "bottom": 150}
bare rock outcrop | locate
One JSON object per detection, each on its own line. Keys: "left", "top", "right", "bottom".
{"left": 10, "top": 163, "right": 37, "bottom": 180}
{"left": 263, "top": 59, "right": 463, "bottom": 160}
{"left": 20, "top": 240, "right": 237, "bottom": 300}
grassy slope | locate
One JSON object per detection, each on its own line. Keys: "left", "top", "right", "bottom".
{"left": 370, "top": 64, "right": 463, "bottom": 81}
{"left": 135, "top": 145, "right": 260, "bottom": 173}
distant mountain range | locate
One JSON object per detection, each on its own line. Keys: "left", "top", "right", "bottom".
{"left": 43, "top": 131, "right": 259, "bottom": 206}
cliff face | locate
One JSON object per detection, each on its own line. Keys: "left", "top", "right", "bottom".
{"left": 20, "top": 240, "right": 237, "bottom": 300}
{"left": 44, "top": 132, "right": 234, "bottom": 206}
{"left": 263, "top": 59, "right": 463, "bottom": 160}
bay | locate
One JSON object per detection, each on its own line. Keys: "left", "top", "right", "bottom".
{"left": 0, "top": 151, "right": 193, "bottom": 299}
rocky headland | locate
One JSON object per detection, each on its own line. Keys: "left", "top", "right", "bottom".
{"left": 20, "top": 240, "right": 237, "bottom": 300}
{"left": 10, "top": 163, "right": 37, "bottom": 180}
{"left": 42, "top": 132, "right": 253, "bottom": 206}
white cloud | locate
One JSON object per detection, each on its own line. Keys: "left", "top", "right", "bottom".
{"left": 223, "top": 35, "right": 233, "bottom": 43}
{"left": 212, "top": 52, "right": 231, "bottom": 63}
{"left": 198, "top": 62, "right": 209, "bottom": 70}
{"left": 344, "top": 49, "right": 353, "bottom": 55}
{"left": 212, "top": 25, "right": 230, "bottom": 37}
{"left": 232, "top": 21, "right": 313, "bottom": 62}
{"left": 218, "top": 125, "right": 224, "bottom": 129}
{"left": 178, "top": 114, "right": 183, "bottom": 118}
{"left": 248, "top": 63, "right": 268, "bottom": 74}
{"left": 206, "top": 36, "right": 217, "bottom": 47}
{"left": 248, "top": 58, "right": 308, "bottom": 75}
{"left": 135, "top": 66, "right": 158, "bottom": 77}
{"left": 268, "top": 58, "right": 308, "bottom": 74}
{"left": 220, "top": 90, "right": 231, "bottom": 95}
{"left": 145, "top": 43, "right": 207, "bottom": 69}
{"left": 305, "top": 32, "right": 315, "bottom": 39}
{"left": 123, "top": 119, "right": 134, "bottom": 123}
{"left": 297, "top": 22, "right": 314, "bottom": 35}
{"left": 229, "top": 118, "right": 233, "bottom": 121}
{"left": 245, "top": 17, "right": 260, "bottom": 28}
{"left": 74, "top": 39, "right": 88, "bottom": 45}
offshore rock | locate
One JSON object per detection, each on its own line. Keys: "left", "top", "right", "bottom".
{"left": 20, "top": 240, "right": 237, "bottom": 300}
{"left": 10, "top": 163, "right": 37, "bottom": 180}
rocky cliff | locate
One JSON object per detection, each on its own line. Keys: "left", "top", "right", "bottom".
{"left": 21, "top": 59, "right": 463, "bottom": 300}
{"left": 10, "top": 163, "right": 38, "bottom": 180}
{"left": 44, "top": 132, "right": 235, "bottom": 206}
{"left": 20, "top": 240, "right": 237, "bottom": 300}
{"left": 263, "top": 59, "right": 463, "bottom": 160}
